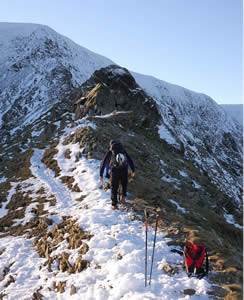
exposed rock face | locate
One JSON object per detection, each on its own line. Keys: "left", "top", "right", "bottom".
{"left": 76, "top": 65, "right": 160, "bottom": 125}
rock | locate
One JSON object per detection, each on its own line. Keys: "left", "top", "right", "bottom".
{"left": 64, "top": 149, "right": 71, "bottom": 159}
{"left": 207, "top": 285, "right": 228, "bottom": 298}
{"left": 75, "top": 152, "right": 82, "bottom": 161}
{"left": 4, "top": 275, "right": 15, "bottom": 287}
{"left": 74, "top": 256, "right": 90, "bottom": 273}
{"left": 183, "top": 289, "right": 196, "bottom": 296}
{"left": 79, "top": 242, "right": 89, "bottom": 255}
{"left": 95, "top": 264, "right": 101, "bottom": 269}
{"left": 0, "top": 248, "right": 6, "bottom": 256}
{"left": 69, "top": 234, "right": 83, "bottom": 249}
{"left": 70, "top": 284, "right": 76, "bottom": 295}
{"left": 32, "top": 290, "right": 43, "bottom": 300}
{"left": 76, "top": 195, "right": 86, "bottom": 202}
{"left": 162, "top": 263, "right": 179, "bottom": 275}
{"left": 82, "top": 204, "right": 89, "bottom": 209}
{"left": 57, "top": 281, "right": 66, "bottom": 293}
{"left": 44, "top": 246, "right": 50, "bottom": 259}
{"left": 72, "top": 183, "right": 81, "bottom": 192}
{"left": 102, "top": 181, "right": 111, "bottom": 191}
{"left": 165, "top": 226, "right": 180, "bottom": 237}
{"left": 58, "top": 252, "right": 73, "bottom": 273}
{"left": 224, "top": 291, "right": 242, "bottom": 300}
{"left": 117, "top": 253, "right": 123, "bottom": 260}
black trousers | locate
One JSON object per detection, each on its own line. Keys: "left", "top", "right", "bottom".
{"left": 110, "top": 168, "right": 128, "bottom": 206}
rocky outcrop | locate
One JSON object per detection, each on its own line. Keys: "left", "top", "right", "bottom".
{"left": 33, "top": 218, "right": 91, "bottom": 274}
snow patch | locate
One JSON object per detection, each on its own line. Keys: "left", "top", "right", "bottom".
{"left": 169, "top": 199, "right": 187, "bottom": 214}
{"left": 224, "top": 213, "right": 242, "bottom": 229}
{"left": 157, "top": 124, "right": 179, "bottom": 147}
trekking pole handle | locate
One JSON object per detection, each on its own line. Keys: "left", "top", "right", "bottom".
{"left": 144, "top": 209, "right": 149, "bottom": 230}
{"left": 156, "top": 215, "right": 160, "bottom": 224}
{"left": 146, "top": 218, "right": 148, "bottom": 232}
{"left": 144, "top": 208, "right": 149, "bottom": 219}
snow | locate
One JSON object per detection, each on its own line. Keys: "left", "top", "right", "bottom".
{"left": 160, "top": 160, "right": 167, "bottom": 167}
{"left": 94, "top": 111, "right": 132, "bottom": 119}
{"left": 224, "top": 213, "right": 243, "bottom": 229}
{"left": 192, "top": 181, "right": 201, "bottom": 189}
{"left": 0, "top": 22, "right": 113, "bottom": 129}
{"left": 169, "top": 200, "right": 187, "bottom": 214}
{"left": 132, "top": 70, "right": 242, "bottom": 204}
{"left": 0, "top": 125, "right": 211, "bottom": 299}
{"left": 111, "top": 67, "right": 127, "bottom": 76}
{"left": 179, "top": 170, "right": 188, "bottom": 177}
{"left": 0, "top": 182, "right": 19, "bottom": 218}
{"left": 0, "top": 176, "right": 7, "bottom": 183}
{"left": 157, "top": 124, "right": 179, "bottom": 147}
{"left": 161, "top": 173, "right": 181, "bottom": 190}
{"left": 128, "top": 132, "right": 136, "bottom": 137}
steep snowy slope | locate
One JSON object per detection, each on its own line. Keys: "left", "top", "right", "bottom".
{"left": 132, "top": 72, "right": 243, "bottom": 205}
{"left": 0, "top": 22, "right": 113, "bottom": 130}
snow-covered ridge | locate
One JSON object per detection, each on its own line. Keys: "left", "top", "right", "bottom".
{"left": 132, "top": 71, "right": 241, "bottom": 132}
{"left": 133, "top": 70, "right": 242, "bottom": 158}
{"left": 0, "top": 22, "right": 113, "bottom": 79}
{"left": 0, "top": 21, "right": 241, "bottom": 138}
{"left": 131, "top": 71, "right": 242, "bottom": 204}
{"left": 0, "top": 22, "right": 113, "bottom": 129}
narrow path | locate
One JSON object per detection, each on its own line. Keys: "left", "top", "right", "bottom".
{"left": 0, "top": 146, "right": 211, "bottom": 299}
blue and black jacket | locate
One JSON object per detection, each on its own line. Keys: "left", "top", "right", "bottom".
{"left": 100, "top": 150, "right": 135, "bottom": 177}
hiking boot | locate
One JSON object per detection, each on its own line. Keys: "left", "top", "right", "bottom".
{"left": 112, "top": 205, "right": 119, "bottom": 210}
{"left": 120, "top": 195, "right": 125, "bottom": 203}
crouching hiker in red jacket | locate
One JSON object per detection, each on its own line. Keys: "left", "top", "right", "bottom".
{"left": 100, "top": 140, "right": 135, "bottom": 209}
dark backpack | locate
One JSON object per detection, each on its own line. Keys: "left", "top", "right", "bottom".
{"left": 109, "top": 142, "right": 127, "bottom": 169}
{"left": 183, "top": 242, "right": 209, "bottom": 279}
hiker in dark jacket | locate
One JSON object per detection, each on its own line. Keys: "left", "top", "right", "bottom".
{"left": 100, "top": 140, "right": 135, "bottom": 209}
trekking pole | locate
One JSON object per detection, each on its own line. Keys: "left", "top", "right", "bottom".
{"left": 149, "top": 214, "right": 160, "bottom": 285}
{"left": 144, "top": 208, "right": 149, "bottom": 287}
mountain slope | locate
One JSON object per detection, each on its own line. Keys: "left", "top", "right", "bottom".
{"left": 0, "top": 22, "right": 113, "bottom": 131}
{"left": 0, "top": 23, "right": 243, "bottom": 299}
{"left": 0, "top": 143, "right": 211, "bottom": 299}
{"left": 132, "top": 72, "right": 243, "bottom": 206}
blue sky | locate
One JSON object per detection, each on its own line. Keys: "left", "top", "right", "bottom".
{"left": 0, "top": 0, "right": 242, "bottom": 104}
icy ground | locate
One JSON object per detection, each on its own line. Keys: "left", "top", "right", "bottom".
{"left": 0, "top": 125, "right": 211, "bottom": 300}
